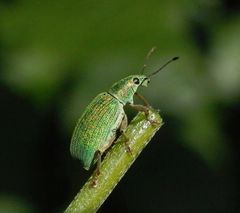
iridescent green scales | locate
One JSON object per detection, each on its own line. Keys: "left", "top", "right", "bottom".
{"left": 70, "top": 75, "right": 149, "bottom": 170}
{"left": 70, "top": 92, "right": 124, "bottom": 170}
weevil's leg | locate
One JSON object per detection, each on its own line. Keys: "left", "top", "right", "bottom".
{"left": 96, "top": 150, "right": 101, "bottom": 176}
{"left": 120, "top": 113, "right": 128, "bottom": 130}
{"left": 129, "top": 103, "right": 149, "bottom": 116}
{"left": 92, "top": 151, "right": 102, "bottom": 187}
{"left": 129, "top": 104, "right": 160, "bottom": 125}
{"left": 120, "top": 114, "right": 132, "bottom": 154}
{"left": 134, "top": 92, "right": 150, "bottom": 107}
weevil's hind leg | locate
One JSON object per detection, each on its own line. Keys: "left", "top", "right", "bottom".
{"left": 92, "top": 151, "right": 102, "bottom": 187}
{"left": 135, "top": 92, "right": 150, "bottom": 107}
{"left": 129, "top": 103, "right": 160, "bottom": 125}
{"left": 120, "top": 114, "right": 132, "bottom": 154}
{"left": 96, "top": 150, "right": 101, "bottom": 176}
{"left": 91, "top": 132, "right": 117, "bottom": 187}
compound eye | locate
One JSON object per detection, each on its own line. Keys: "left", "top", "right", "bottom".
{"left": 133, "top": 78, "right": 140, "bottom": 85}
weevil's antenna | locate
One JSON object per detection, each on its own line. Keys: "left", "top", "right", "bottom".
{"left": 141, "top": 46, "right": 156, "bottom": 74}
{"left": 147, "top": 56, "right": 179, "bottom": 77}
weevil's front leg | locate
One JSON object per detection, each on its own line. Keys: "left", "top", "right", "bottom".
{"left": 92, "top": 151, "right": 102, "bottom": 187}
{"left": 120, "top": 114, "right": 132, "bottom": 154}
{"left": 129, "top": 103, "right": 159, "bottom": 125}
{"left": 129, "top": 103, "right": 149, "bottom": 117}
{"left": 134, "top": 92, "right": 150, "bottom": 107}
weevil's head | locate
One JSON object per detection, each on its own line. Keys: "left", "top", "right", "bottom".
{"left": 108, "top": 57, "right": 179, "bottom": 105}
{"left": 108, "top": 75, "right": 150, "bottom": 105}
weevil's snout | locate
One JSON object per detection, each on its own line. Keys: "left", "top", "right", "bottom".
{"left": 141, "top": 78, "right": 150, "bottom": 87}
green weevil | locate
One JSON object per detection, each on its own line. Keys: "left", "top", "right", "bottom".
{"left": 70, "top": 56, "right": 178, "bottom": 175}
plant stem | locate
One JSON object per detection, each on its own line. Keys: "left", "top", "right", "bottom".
{"left": 65, "top": 108, "right": 163, "bottom": 213}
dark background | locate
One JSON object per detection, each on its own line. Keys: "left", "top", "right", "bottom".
{"left": 0, "top": 0, "right": 239, "bottom": 212}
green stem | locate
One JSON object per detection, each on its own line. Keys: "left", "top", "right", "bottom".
{"left": 65, "top": 109, "right": 163, "bottom": 213}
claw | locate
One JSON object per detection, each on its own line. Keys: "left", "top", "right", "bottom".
{"left": 122, "top": 133, "right": 132, "bottom": 155}
{"left": 148, "top": 118, "right": 160, "bottom": 126}
{"left": 145, "top": 109, "right": 160, "bottom": 126}
{"left": 91, "top": 169, "right": 100, "bottom": 188}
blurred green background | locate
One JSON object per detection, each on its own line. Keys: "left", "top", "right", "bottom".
{"left": 0, "top": 0, "right": 239, "bottom": 212}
